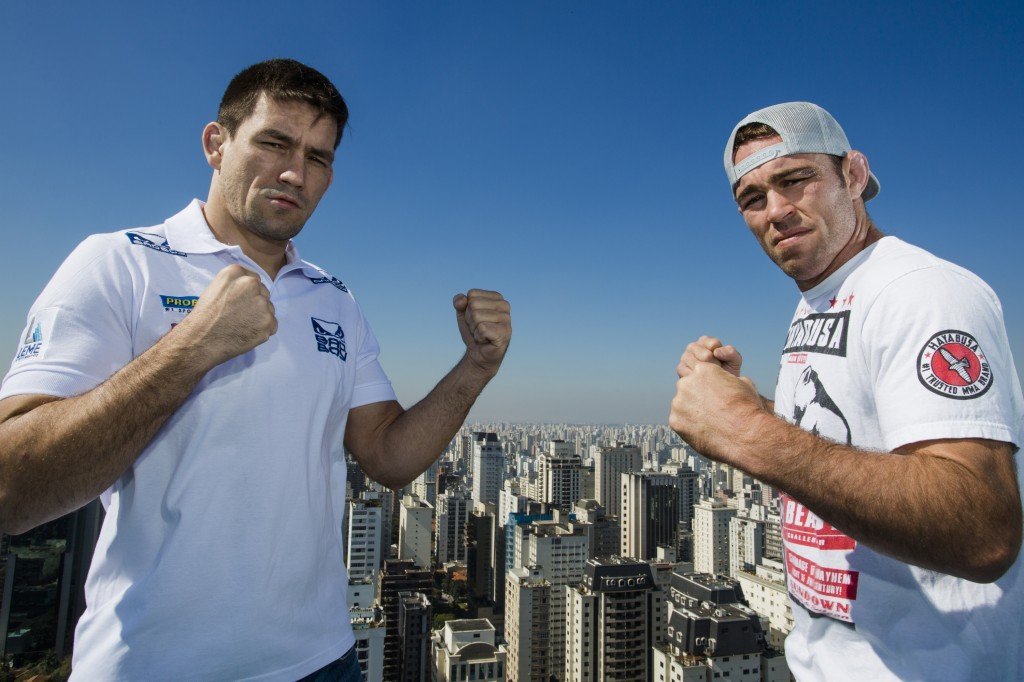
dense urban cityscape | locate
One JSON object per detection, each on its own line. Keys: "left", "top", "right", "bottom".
{"left": 1, "top": 422, "right": 796, "bottom": 680}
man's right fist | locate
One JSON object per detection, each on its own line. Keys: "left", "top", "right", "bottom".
{"left": 676, "top": 335, "right": 743, "bottom": 379}
{"left": 178, "top": 265, "right": 278, "bottom": 368}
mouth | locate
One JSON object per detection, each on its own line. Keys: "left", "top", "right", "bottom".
{"left": 773, "top": 228, "right": 812, "bottom": 249}
{"left": 265, "top": 192, "right": 303, "bottom": 210}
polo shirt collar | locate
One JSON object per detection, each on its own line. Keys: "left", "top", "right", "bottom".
{"left": 164, "top": 199, "right": 321, "bottom": 277}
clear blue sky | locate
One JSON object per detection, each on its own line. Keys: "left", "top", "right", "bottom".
{"left": 1, "top": 1, "right": 1021, "bottom": 423}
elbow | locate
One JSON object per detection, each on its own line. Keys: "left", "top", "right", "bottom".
{"left": 959, "top": 517, "right": 1022, "bottom": 584}
{"left": 0, "top": 499, "right": 32, "bottom": 537}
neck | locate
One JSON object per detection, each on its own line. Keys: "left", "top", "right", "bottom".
{"left": 797, "top": 206, "right": 884, "bottom": 291}
{"left": 203, "top": 190, "right": 288, "bottom": 279}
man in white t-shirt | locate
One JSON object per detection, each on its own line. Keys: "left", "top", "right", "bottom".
{"left": 669, "top": 102, "right": 1023, "bottom": 679}
{"left": 0, "top": 59, "right": 511, "bottom": 681}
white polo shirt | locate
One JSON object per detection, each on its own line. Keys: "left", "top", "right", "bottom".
{"left": 1, "top": 200, "right": 397, "bottom": 681}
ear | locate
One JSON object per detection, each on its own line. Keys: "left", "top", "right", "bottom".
{"left": 844, "top": 151, "right": 871, "bottom": 201}
{"left": 202, "top": 121, "right": 227, "bottom": 171}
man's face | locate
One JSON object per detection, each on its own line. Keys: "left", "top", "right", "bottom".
{"left": 214, "top": 93, "right": 336, "bottom": 242}
{"left": 732, "top": 136, "right": 857, "bottom": 289}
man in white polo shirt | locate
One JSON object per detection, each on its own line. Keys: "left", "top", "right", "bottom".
{"left": 669, "top": 102, "right": 1023, "bottom": 679}
{"left": 0, "top": 59, "right": 511, "bottom": 681}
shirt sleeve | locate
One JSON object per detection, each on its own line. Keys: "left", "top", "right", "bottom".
{"left": 861, "top": 265, "right": 1023, "bottom": 451}
{"left": 349, "top": 311, "right": 397, "bottom": 409}
{"left": 0, "top": 234, "right": 136, "bottom": 400}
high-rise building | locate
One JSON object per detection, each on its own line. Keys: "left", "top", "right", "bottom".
{"left": 398, "top": 495, "right": 434, "bottom": 570}
{"left": 732, "top": 558, "right": 793, "bottom": 650}
{"left": 411, "top": 460, "right": 438, "bottom": 507}
{"left": 655, "top": 569, "right": 789, "bottom": 682}
{"left": 459, "top": 431, "right": 474, "bottom": 476}
{"left": 594, "top": 443, "right": 641, "bottom": 519}
{"left": 729, "top": 514, "right": 765, "bottom": 577}
{"left": 538, "top": 440, "right": 582, "bottom": 510}
{"left": 378, "top": 560, "right": 433, "bottom": 682}
{"left": 431, "top": 619, "right": 508, "bottom": 682}
{"left": 572, "top": 500, "right": 620, "bottom": 559}
{"left": 505, "top": 565, "right": 551, "bottom": 682}
{"left": 565, "top": 558, "right": 666, "bottom": 682}
{"left": 346, "top": 452, "right": 367, "bottom": 500}
{"left": 620, "top": 471, "right": 679, "bottom": 560}
{"left": 693, "top": 498, "right": 737, "bottom": 576}
{"left": 467, "top": 503, "right": 497, "bottom": 603}
{"left": 348, "top": 583, "right": 385, "bottom": 682}
{"left": 0, "top": 501, "right": 102, "bottom": 665}
{"left": 579, "top": 463, "right": 595, "bottom": 500}
{"left": 436, "top": 490, "right": 471, "bottom": 565}
{"left": 675, "top": 466, "right": 699, "bottom": 531}
{"left": 512, "top": 518, "right": 590, "bottom": 680}
{"left": 396, "top": 591, "right": 432, "bottom": 682}
{"left": 472, "top": 432, "right": 505, "bottom": 507}
{"left": 346, "top": 497, "right": 384, "bottom": 582}
{"left": 764, "top": 506, "right": 783, "bottom": 562}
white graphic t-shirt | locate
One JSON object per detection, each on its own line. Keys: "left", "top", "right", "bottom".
{"left": 773, "top": 237, "right": 1024, "bottom": 681}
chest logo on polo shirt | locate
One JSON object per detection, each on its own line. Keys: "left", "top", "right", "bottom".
{"left": 160, "top": 295, "right": 199, "bottom": 313}
{"left": 917, "top": 329, "right": 992, "bottom": 399}
{"left": 311, "top": 317, "right": 347, "bottom": 361}
{"left": 126, "top": 231, "right": 187, "bottom": 258}
{"left": 308, "top": 275, "right": 349, "bottom": 293}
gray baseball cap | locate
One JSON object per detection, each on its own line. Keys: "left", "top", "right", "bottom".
{"left": 723, "top": 101, "right": 880, "bottom": 201}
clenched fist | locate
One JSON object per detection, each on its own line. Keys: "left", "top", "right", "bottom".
{"left": 177, "top": 264, "right": 278, "bottom": 369}
{"left": 677, "top": 335, "right": 743, "bottom": 379}
{"left": 669, "top": 338, "right": 768, "bottom": 465}
{"left": 453, "top": 289, "right": 511, "bottom": 376}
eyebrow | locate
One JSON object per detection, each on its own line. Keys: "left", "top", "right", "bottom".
{"left": 734, "top": 164, "right": 817, "bottom": 203}
{"left": 259, "top": 128, "right": 335, "bottom": 164}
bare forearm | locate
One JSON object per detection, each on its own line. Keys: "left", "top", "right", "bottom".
{"left": 736, "top": 412, "right": 1021, "bottom": 582}
{"left": 369, "top": 355, "right": 494, "bottom": 489}
{"left": 0, "top": 329, "right": 212, "bottom": 533}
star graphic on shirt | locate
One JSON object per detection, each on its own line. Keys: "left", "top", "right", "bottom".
{"left": 829, "top": 297, "right": 838, "bottom": 308}
{"left": 847, "top": 293, "right": 855, "bottom": 305}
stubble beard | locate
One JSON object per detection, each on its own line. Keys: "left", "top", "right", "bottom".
{"left": 241, "top": 202, "right": 307, "bottom": 243}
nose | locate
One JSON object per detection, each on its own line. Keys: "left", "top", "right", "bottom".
{"left": 278, "top": 150, "right": 305, "bottom": 189}
{"left": 764, "top": 189, "right": 794, "bottom": 226}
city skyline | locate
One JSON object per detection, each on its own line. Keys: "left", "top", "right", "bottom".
{"left": 2, "top": 2, "right": 1022, "bottom": 423}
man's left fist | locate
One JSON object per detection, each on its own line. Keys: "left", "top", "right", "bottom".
{"left": 453, "top": 289, "right": 512, "bottom": 376}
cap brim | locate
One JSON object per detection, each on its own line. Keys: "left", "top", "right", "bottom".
{"left": 863, "top": 172, "right": 880, "bottom": 201}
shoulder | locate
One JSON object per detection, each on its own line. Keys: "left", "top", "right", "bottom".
{"left": 856, "top": 237, "right": 998, "bottom": 312}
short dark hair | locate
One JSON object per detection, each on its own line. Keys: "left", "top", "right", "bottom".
{"left": 733, "top": 122, "right": 845, "bottom": 182}
{"left": 218, "top": 59, "right": 349, "bottom": 149}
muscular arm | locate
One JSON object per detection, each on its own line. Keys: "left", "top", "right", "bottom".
{"left": 344, "top": 289, "right": 511, "bottom": 490}
{"left": 0, "top": 337, "right": 213, "bottom": 534}
{"left": 671, "top": 360, "right": 1022, "bottom": 583}
{"left": 344, "top": 356, "right": 496, "bottom": 489}
{"left": 0, "top": 265, "right": 277, "bottom": 535}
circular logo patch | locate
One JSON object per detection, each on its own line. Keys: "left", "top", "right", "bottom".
{"left": 917, "top": 330, "right": 993, "bottom": 400}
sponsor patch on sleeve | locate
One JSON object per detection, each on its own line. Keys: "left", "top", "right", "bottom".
{"left": 917, "top": 329, "right": 993, "bottom": 399}
{"left": 14, "top": 307, "right": 59, "bottom": 362}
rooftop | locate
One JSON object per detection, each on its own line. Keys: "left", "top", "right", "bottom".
{"left": 446, "top": 618, "right": 494, "bottom": 632}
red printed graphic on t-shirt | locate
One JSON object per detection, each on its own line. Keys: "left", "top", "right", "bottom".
{"left": 781, "top": 495, "right": 856, "bottom": 550}
{"left": 781, "top": 495, "right": 860, "bottom": 623}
